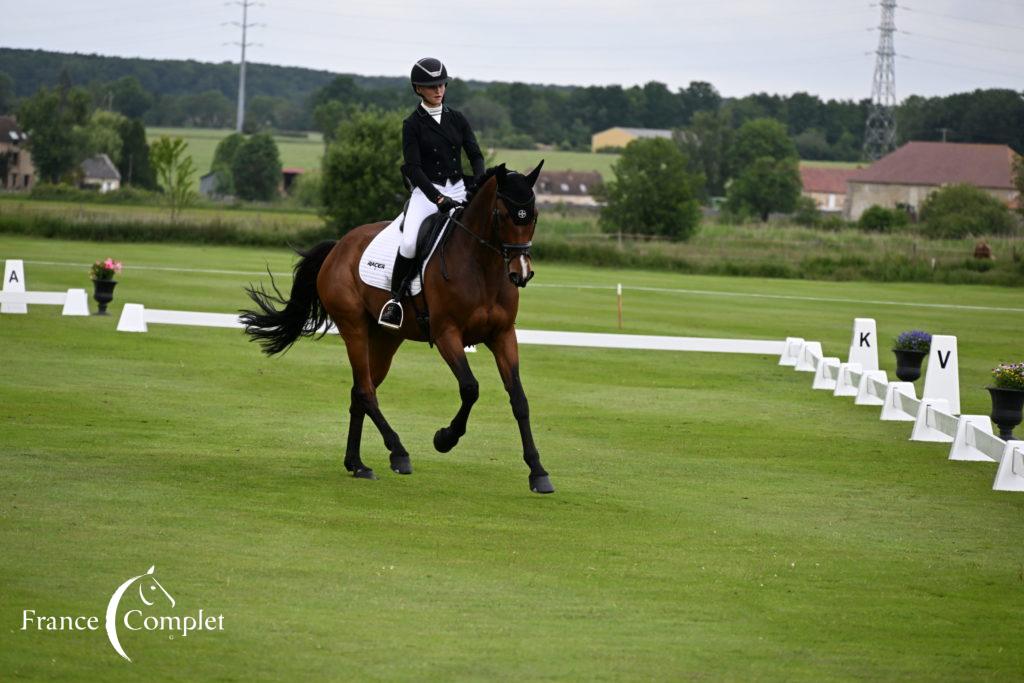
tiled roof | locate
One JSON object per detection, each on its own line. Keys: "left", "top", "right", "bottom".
{"left": 848, "top": 141, "right": 1017, "bottom": 189}
{"left": 80, "top": 154, "right": 121, "bottom": 181}
{"left": 0, "top": 116, "right": 25, "bottom": 143}
{"left": 800, "top": 167, "right": 860, "bottom": 194}
{"left": 536, "top": 170, "right": 604, "bottom": 196}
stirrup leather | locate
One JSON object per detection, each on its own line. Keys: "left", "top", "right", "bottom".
{"left": 378, "top": 299, "right": 404, "bottom": 329}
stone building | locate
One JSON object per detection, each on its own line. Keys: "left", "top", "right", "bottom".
{"left": 845, "top": 142, "right": 1019, "bottom": 220}
{"left": 0, "top": 116, "right": 36, "bottom": 191}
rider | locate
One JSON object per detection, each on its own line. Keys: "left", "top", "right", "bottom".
{"left": 378, "top": 57, "right": 486, "bottom": 329}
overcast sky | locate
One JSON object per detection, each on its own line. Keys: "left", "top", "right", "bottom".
{"left": 6, "top": 0, "right": 1023, "bottom": 101}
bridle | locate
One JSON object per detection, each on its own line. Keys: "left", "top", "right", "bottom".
{"left": 445, "top": 191, "right": 536, "bottom": 281}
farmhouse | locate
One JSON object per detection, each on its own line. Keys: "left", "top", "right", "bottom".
{"left": 0, "top": 116, "right": 36, "bottom": 191}
{"left": 79, "top": 154, "right": 121, "bottom": 193}
{"left": 535, "top": 170, "right": 603, "bottom": 207}
{"left": 591, "top": 126, "right": 672, "bottom": 153}
{"left": 845, "top": 141, "right": 1020, "bottom": 220}
{"left": 799, "top": 167, "right": 859, "bottom": 213}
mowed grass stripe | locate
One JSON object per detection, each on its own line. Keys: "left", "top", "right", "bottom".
{"left": 2, "top": 236, "right": 1023, "bottom": 680}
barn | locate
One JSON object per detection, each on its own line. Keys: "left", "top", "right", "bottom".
{"left": 591, "top": 126, "right": 672, "bottom": 153}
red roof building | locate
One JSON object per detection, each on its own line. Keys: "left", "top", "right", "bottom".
{"left": 845, "top": 141, "right": 1019, "bottom": 220}
{"left": 799, "top": 167, "right": 860, "bottom": 212}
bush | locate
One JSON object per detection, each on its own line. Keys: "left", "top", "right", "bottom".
{"left": 321, "top": 108, "right": 405, "bottom": 233}
{"left": 792, "top": 196, "right": 821, "bottom": 227}
{"left": 29, "top": 183, "right": 163, "bottom": 205}
{"left": 598, "top": 138, "right": 702, "bottom": 241}
{"left": 289, "top": 170, "right": 323, "bottom": 209}
{"left": 725, "top": 157, "right": 802, "bottom": 222}
{"left": 231, "top": 133, "right": 282, "bottom": 202}
{"left": 919, "top": 184, "right": 1016, "bottom": 239}
{"left": 858, "top": 205, "right": 909, "bottom": 232}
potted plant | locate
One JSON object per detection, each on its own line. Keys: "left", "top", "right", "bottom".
{"left": 988, "top": 362, "right": 1024, "bottom": 440}
{"left": 892, "top": 330, "right": 931, "bottom": 382}
{"left": 90, "top": 258, "right": 123, "bottom": 315}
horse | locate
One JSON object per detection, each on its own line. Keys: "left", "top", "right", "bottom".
{"left": 241, "top": 162, "right": 554, "bottom": 494}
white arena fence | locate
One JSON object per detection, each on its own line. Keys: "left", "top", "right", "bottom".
{"left": 6, "top": 259, "right": 1021, "bottom": 492}
{"left": 779, "top": 320, "right": 1024, "bottom": 493}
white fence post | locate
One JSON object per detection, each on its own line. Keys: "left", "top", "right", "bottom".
{"left": 2, "top": 259, "right": 27, "bottom": 314}
{"left": 855, "top": 370, "right": 888, "bottom": 406}
{"left": 993, "top": 441, "right": 1024, "bottom": 492}
{"left": 922, "top": 335, "right": 960, "bottom": 414}
{"left": 881, "top": 382, "right": 918, "bottom": 421}
{"left": 812, "top": 357, "right": 840, "bottom": 390}
{"left": 948, "top": 416, "right": 998, "bottom": 462}
{"left": 117, "top": 303, "right": 148, "bottom": 332}
{"left": 794, "top": 342, "right": 822, "bottom": 372}
{"left": 910, "top": 399, "right": 955, "bottom": 443}
{"left": 833, "top": 363, "right": 863, "bottom": 397}
{"left": 848, "top": 318, "right": 879, "bottom": 371}
{"left": 778, "top": 337, "right": 804, "bottom": 366}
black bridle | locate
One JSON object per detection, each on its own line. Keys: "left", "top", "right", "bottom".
{"left": 442, "top": 193, "right": 536, "bottom": 284}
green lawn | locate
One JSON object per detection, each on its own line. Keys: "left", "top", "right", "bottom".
{"left": 2, "top": 235, "right": 1023, "bottom": 680}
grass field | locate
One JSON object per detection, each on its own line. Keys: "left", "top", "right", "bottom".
{"left": 147, "top": 126, "right": 861, "bottom": 187}
{"left": 3, "top": 235, "right": 1024, "bottom": 680}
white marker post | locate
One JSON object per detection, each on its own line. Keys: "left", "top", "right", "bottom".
{"left": 922, "top": 334, "right": 960, "bottom": 414}
{"left": 616, "top": 283, "right": 622, "bottom": 330}
{"left": 1, "top": 259, "right": 26, "bottom": 314}
{"left": 848, "top": 318, "right": 878, "bottom": 371}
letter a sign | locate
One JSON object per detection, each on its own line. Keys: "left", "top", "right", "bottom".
{"left": 847, "top": 318, "right": 878, "bottom": 371}
{"left": 1, "top": 259, "right": 26, "bottom": 314}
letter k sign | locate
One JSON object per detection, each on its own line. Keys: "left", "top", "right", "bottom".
{"left": 859, "top": 332, "right": 871, "bottom": 347}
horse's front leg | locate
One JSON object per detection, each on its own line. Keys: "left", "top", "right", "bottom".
{"left": 432, "top": 328, "right": 479, "bottom": 453}
{"left": 486, "top": 328, "right": 554, "bottom": 494}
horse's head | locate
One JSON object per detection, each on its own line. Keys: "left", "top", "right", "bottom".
{"left": 472, "top": 160, "right": 544, "bottom": 288}
{"left": 137, "top": 565, "right": 175, "bottom": 608}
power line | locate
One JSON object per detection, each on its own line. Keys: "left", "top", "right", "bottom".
{"left": 225, "top": 0, "right": 263, "bottom": 133}
{"left": 901, "top": 5, "right": 1024, "bottom": 32}
{"left": 900, "top": 29, "right": 1024, "bottom": 55}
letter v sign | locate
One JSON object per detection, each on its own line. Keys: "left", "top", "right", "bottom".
{"left": 923, "top": 335, "right": 960, "bottom": 414}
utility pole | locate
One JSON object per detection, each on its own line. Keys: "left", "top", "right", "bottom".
{"left": 227, "top": 1, "right": 262, "bottom": 133}
{"left": 863, "top": 0, "right": 898, "bottom": 161}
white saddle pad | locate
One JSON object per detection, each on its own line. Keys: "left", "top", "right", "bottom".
{"left": 358, "top": 213, "right": 450, "bottom": 296}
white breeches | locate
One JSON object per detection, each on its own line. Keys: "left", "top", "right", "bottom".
{"left": 400, "top": 179, "right": 466, "bottom": 258}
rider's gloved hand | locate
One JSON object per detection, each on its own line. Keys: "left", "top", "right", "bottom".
{"left": 437, "top": 196, "right": 460, "bottom": 213}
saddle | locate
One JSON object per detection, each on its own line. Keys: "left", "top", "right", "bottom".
{"left": 357, "top": 208, "right": 458, "bottom": 297}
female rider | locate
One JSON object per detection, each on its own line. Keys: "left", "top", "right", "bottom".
{"left": 378, "top": 57, "right": 486, "bottom": 329}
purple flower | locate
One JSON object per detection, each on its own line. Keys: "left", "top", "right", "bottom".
{"left": 894, "top": 330, "right": 931, "bottom": 353}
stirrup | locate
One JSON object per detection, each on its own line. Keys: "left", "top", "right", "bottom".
{"left": 378, "top": 299, "right": 404, "bottom": 329}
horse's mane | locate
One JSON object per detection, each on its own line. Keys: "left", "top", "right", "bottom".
{"left": 467, "top": 164, "right": 535, "bottom": 206}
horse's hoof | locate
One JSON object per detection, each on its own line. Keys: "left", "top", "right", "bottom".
{"left": 352, "top": 467, "right": 377, "bottom": 480}
{"left": 529, "top": 475, "right": 555, "bottom": 494}
{"left": 390, "top": 454, "right": 412, "bottom": 475}
{"left": 433, "top": 428, "right": 457, "bottom": 453}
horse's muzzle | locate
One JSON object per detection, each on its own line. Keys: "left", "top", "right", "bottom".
{"left": 509, "top": 270, "right": 535, "bottom": 288}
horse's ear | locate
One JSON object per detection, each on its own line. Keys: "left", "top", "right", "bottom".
{"left": 526, "top": 159, "right": 545, "bottom": 187}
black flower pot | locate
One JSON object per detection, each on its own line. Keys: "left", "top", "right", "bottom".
{"left": 893, "top": 348, "right": 927, "bottom": 382}
{"left": 988, "top": 386, "right": 1024, "bottom": 441}
{"left": 92, "top": 278, "right": 118, "bottom": 315}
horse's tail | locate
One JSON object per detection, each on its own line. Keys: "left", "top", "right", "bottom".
{"left": 241, "top": 240, "right": 336, "bottom": 356}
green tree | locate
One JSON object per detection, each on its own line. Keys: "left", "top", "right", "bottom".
{"left": 210, "top": 132, "right": 245, "bottom": 195}
{"left": 117, "top": 118, "right": 157, "bottom": 189}
{"left": 858, "top": 205, "right": 909, "bottom": 232}
{"left": 108, "top": 76, "right": 153, "bottom": 119}
{"left": 17, "top": 84, "right": 92, "bottom": 182}
{"left": 76, "top": 110, "right": 126, "bottom": 165}
{"left": 725, "top": 157, "right": 802, "bottom": 222}
{"left": 598, "top": 137, "right": 703, "bottom": 241}
{"left": 231, "top": 132, "right": 281, "bottom": 201}
{"left": 150, "top": 136, "right": 197, "bottom": 221}
{"left": 321, "top": 108, "right": 405, "bottom": 234}
{"left": 0, "top": 71, "right": 14, "bottom": 114}
{"left": 678, "top": 109, "right": 734, "bottom": 197}
{"left": 919, "top": 184, "right": 1016, "bottom": 238}
{"left": 729, "top": 118, "right": 798, "bottom": 171}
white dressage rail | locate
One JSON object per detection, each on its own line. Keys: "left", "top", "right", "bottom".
{"left": 0, "top": 289, "right": 90, "bottom": 316}
{"left": 116, "top": 303, "right": 786, "bottom": 355}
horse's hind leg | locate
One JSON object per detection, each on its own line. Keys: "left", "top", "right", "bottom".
{"left": 432, "top": 328, "right": 479, "bottom": 454}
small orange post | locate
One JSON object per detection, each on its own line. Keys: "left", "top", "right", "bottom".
{"left": 616, "top": 283, "right": 623, "bottom": 329}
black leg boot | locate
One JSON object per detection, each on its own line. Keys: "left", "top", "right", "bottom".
{"left": 378, "top": 253, "right": 416, "bottom": 329}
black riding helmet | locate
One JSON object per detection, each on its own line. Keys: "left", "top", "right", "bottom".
{"left": 410, "top": 57, "right": 448, "bottom": 92}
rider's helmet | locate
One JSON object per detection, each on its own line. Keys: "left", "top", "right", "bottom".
{"left": 410, "top": 57, "right": 448, "bottom": 92}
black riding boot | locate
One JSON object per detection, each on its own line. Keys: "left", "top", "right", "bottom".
{"left": 378, "top": 253, "right": 416, "bottom": 329}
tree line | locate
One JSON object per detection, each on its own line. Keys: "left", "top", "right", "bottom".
{"left": 2, "top": 48, "right": 1022, "bottom": 158}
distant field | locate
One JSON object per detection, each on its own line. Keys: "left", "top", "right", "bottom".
{"left": 148, "top": 126, "right": 861, "bottom": 186}
{"left": 147, "top": 127, "right": 326, "bottom": 185}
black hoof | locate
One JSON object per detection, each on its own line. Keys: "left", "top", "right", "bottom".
{"left": 352, "top": 467, "right": 377, "bottom": 480}
{"left": 433, "top": 428, "right": 458, "bottom": 453}
{"left": 390, "top": 454, "right": 412, "bottom": 475}
{"left": 529, "top": 475, "right": 555, "bottom": 494}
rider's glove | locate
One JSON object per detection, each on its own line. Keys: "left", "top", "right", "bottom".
{"left": 437, "top": 196, "right": 460, "bottom": 213}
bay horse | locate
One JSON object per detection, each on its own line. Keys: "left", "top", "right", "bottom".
{"left": 241, "top": 162, "right": 554, "bottom": 494}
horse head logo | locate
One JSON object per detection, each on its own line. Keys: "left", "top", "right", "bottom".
{"left": 105, "top": 566, "right": 175, "bottom": 662}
